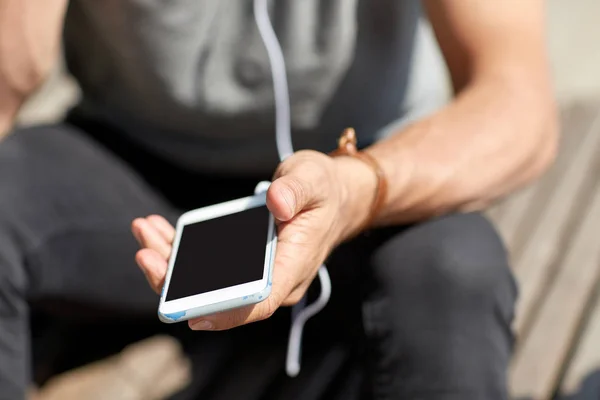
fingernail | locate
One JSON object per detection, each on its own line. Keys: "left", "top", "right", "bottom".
{"left": 191, "top": 320, "right": 214, "bottom": 330}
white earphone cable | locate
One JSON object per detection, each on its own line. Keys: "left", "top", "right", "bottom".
{"left": 253, "top": 0, "right": 293, "bottom": 161}
{"left": 253, "top": 0, "right": 333, "bottom": 378}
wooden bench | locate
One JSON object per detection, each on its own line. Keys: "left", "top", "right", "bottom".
{"left": 487, "top": 99, "right": 600, "bottom": 400}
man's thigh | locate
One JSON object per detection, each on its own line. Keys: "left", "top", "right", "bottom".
{"left": 256, "top": 212, "right": 515, "bottom": 400}
{"left": 355, "top": 212, "right": 516, "bottom": 399}
{"left": 0, "top": 124, "right": 178, "bottom": 314}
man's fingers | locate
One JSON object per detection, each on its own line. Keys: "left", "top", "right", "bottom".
{"left": 268, "top": 152, "right": 331, "bottom": 221}
{"left": 267, "top": 175, "right": 314, "bottom": 221}
{"left": 187, "top": 247, "right": 299, "bottom": 331}
{"left": 131, "top": 218, "right": 172, "bottom": 259}
{"left": 147, "top": 215, "right": 176, "bottom": 243}
{"left": 188, "top": 284, "right": 284, "bottom": 331}
{"left": 135, "top": 248, "right": 168, "bottom": 294}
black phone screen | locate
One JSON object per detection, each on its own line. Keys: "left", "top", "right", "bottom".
{"left": 165, "top": 205, "right": 271, "bottom": 301}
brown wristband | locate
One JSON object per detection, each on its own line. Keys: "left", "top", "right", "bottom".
{"left": 329, "top": 128, "right": 388, "bottom": 236}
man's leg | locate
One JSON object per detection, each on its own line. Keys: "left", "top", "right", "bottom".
{"left": 361, "top": 213, "right": 517, "bottom": 400}
{"left": 0, "top": 124, "right": 179, "bottom": 398}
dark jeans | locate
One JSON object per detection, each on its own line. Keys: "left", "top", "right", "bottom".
{"left": 0, "top": 119, "right": 517, "bottom": 400}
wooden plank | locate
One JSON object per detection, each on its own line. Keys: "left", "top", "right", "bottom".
{"left": 558, "top": 289, "right": 600, "bottom": 400}
{"left": 37, "top": 335, "right": 191, "bottom": 400}
{"left": 509, "top": 176, "right": 600, "bottom": 399}
{"left": 493, "top": 184, "right": 539, "bottom": 255}
{"left": 485, "top": 202, "right": 506, "bottom": 224}
{"left": 513, "top": 106, "right": 600, "bottom": 335}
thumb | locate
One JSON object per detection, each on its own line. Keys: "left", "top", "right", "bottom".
{"left": 267, "top": 175, "right": 313, "bottom": 222}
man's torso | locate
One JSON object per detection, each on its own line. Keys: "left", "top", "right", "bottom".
{"left": 64, "top": 0, "right": 449, "bottom": 174}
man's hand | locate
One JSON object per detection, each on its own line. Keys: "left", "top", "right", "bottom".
{"left": 131, "top": 150, "right": 377, "bottom": 331}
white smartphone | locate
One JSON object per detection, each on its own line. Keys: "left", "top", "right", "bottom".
{"left": 158, "top": 191, "right": 276, "bottom": 323}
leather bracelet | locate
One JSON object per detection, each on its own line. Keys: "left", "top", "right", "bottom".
{"left": 329, "top": 128, "right": 388, "bottom": 236}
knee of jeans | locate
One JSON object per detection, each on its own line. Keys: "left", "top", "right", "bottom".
{"left": 370, "top": 213, "right": 517, "bottom": 311}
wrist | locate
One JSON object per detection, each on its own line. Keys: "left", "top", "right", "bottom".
{"left": 333, "top": 156, "right": 378, "bottom": 241}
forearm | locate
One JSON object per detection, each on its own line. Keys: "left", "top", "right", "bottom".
{"left": 366, "top": 74, "right": 558, "bottom": 225}
{"left": 0, "top": 0, "right": 68, "bottom": 138}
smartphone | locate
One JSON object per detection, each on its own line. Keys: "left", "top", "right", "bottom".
{"left": 158, "top": 192, "right": 276, "bottom": 323}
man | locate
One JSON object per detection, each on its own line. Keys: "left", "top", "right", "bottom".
{"left": 0, "top": 0, "right": 557, "bottom": 399}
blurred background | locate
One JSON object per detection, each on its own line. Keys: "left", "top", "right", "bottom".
{"left": 17, "top": 0, "right": 600, "bottom": 399}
